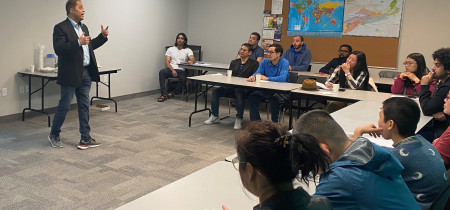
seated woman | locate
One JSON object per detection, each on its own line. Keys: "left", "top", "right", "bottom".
{"left": 325, "top": 51, "right": 370, "bottom": 90}
{"left": 229, "top": 121, "right": 332, "bottom": 210}
{"left": 433, "top": 90, "right": 450, "bottom": 169}
{"left": 325, "top": 51, "right": 370, "bottom": 112}
{"left": 391, "top": 53, "right": 436, "bottom": 96}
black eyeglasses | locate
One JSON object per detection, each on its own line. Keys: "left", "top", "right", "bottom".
{"left": 403, "top": 62, "right": 416, "bottom": 66}
{"left": 338, "top": 50, "right": 349, "bottom": 53}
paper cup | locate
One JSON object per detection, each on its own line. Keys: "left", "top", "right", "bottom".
{"left": 29, "top": 65, "right": 35, "bottom": 73}
{"left": 256, "top": 74, "right": 261, "bottom": 82}
{"left": 227, "top": 70, "right": 232, "bottom": 78}
{"left": 333, "top": 84, "right": 339, "bottom": 92}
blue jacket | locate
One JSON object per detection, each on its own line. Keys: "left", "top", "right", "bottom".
{"left": 252, "top": 58, "right": 289, "bottom": 82}
{"left": 282, "top": 44, "right": 311, "bottom": 71}
{"left": 313, "top": 137, "right": 420, "bottom": 210}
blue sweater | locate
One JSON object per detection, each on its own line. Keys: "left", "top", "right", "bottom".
{"left": 390, "top": 135, "right": 448, "bottom": 209}
{"left": 282, "top": 44, "right": 311, "bottom": 71}
{"left": 252, "top": 58, "right": 289, "bottom": 82}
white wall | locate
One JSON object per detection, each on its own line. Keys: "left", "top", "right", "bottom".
{"left": 0, "top": 0, "right": 189, "bottom": 117}
{"left": 187, "top": 0, "right": 265, "bottom": 63}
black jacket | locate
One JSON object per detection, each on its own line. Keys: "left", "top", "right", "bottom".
{"left": 319, "top": 57, "right": 346, "bottom": 74}
{"left": 229, "top": 58, "right": 259, "bottom": 78}
{"left": 53, "top": 19, "right": 108, "bottom": 87}
{"left": 420, "top": 78, "right": 450, "bottom": 137}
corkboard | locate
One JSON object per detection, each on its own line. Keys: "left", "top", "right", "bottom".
{"left": 265, "top": 0, "right": 399, "bottom": 68}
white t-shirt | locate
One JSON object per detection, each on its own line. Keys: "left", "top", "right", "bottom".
{"left": 165, "top": 46, "right": 194, "bottom": 70}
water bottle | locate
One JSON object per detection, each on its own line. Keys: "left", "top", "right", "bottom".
{"left": 44, "top": 54, "right": 57, "bottom": 68}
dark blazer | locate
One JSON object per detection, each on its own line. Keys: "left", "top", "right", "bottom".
{"left": 229, "top": 58, "right": 259, "bottom": 78}
{"left": 53, "top": 18, "right": 108, "bottom": 87}
{"left": 319, "top": 57, "right": 346, "bottom": 74}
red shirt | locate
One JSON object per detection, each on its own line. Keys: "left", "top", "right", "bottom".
{"left": 433, "top": 126, "right": 450, "bottom": 169}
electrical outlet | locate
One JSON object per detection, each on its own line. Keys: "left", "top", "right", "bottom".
{"left": 19, "top": 86, "right": 24, "bottom": 94}
{"left": 25, "top": 85, "right": 29, "bottom": 93}
{"left": 2, "top": 88, "right": 7, "bottom": 96}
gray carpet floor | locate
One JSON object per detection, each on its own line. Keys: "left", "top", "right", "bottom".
{"left": 0, "top": 92, "right": 267, "bottom": 209}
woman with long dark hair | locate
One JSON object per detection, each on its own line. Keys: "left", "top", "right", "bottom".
{"left": 227, "top": 121, "right": 332, "bottom": 210}
{"left": 325, "top": 51, "right": 369, "bottom": 90}
{"left": 391, "top": 53, "right": 436, "bottom": 96}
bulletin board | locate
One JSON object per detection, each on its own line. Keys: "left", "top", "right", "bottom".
{"left": 264, "top": 0, "right": 400, "bottom": 68}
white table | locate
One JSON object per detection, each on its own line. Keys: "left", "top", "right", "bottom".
{"left": 331, "top": 100, "right": 432, "bottom": 134}
{"left": 17, "top": 68, "right": 121, "bottom": 126}
{"left": 116, "top": 161, "right": 258, "bottom": 210}
{"left": 187, "top": 74, "right": 300, "bottom": 127}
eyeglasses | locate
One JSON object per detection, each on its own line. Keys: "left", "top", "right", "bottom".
{"left": 239, "top": 48, "right": 248, "bottom": 52}
{"left": 231, "top": 157, "right": 246, "bottom": 171}
{"left": 266, "top": 51, "right": 276, "bottom": 54}
{"left": 338, "top": 50, "right": 349, "bottom": 53}
{"left": 403, "top": 62, "right": 416, "bottom": 66}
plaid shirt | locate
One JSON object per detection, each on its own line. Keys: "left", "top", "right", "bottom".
{"left": 326, "top": 67, "right": 368, "bottom": 89}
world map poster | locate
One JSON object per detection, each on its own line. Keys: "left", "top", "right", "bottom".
{"left": 343, "top": 0, "right": 404, "bottom": 37}
{"left": 287, "top": 0, "right": 345, "bottom": 37}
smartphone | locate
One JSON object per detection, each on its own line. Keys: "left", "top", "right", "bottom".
{"left": 338, "top": 88, "right": 346, "bottom": 92}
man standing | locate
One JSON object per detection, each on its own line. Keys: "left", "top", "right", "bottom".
{"left": 204, "top": 43, "right": 259, "bottom": 129}
{"left": 158, "top": 33, "right": 195, "bottom": 102}
{"left": 247, "top": 44, "right": 289, "bottom": 123}
{"left": 236, "top": 32, "right": 264, "bottom": 63}
{"left": 282, "top": 35, "right": 311, "bottom": 71}
{"left": 49, "top": 0, "right": 109, "bottom": 150}
{"left": 319, "top": 44, "right": 352, "bottom": 74}
{"left": 293, "top": 110, "right": 420, "bottom": 210}
{"left": 420, "top": 48, "right": 450, "bottom": 138}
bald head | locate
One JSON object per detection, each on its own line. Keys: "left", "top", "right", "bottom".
{"left": 293, "top": 110, "right": 348, "bottom": 148}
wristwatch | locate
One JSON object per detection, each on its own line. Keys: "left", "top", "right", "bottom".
{"left": 345, "top": 72, "right": 351, "bottom": 77}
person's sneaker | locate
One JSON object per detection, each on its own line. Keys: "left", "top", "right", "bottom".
{"left": 48, "top": 134, "right": 63, "bottom": 148}
{"left": 234, "top": 118, "right": 242, "bottom": 130}
{"left": 204, "top": 115, "right": 220, "bottom": 125}
{"left": 77, "top": 138, "right": 101, "bottom": 150}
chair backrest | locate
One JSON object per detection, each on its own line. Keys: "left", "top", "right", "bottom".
{"left": 378, "top": 70, "right": 400, "bottom": 79}
{"left": 368, "top": 77, "right": 379, "bottom": 92}
{"left": 307, "top": 64, "right": 311, "bottom": 72}
{"left": 297, "top": 74, "right": 327, "bottom": 84}
{"left": 429, "top": 184, "right": 450, "bottom": 210}
{"left": 165, "top": 45, "right": 202, "bottom": 61}
{"left": 289, "top": 71, "right": 299, "bottom": 84}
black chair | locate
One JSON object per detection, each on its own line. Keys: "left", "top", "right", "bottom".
{"left": 429, "top": 184, "right": 450, "bottom": 210}
{"left": 164, "top": 45, "right": 202, "bottom": 101}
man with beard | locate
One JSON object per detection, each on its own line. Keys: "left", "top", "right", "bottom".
{"left": 420, "top": 48, "right": 450, "bottom": 138}
{"left": 282, "top": 35, "right": 311, "bottom": 71}
{"left": 319, "top": 44, "right": 352, "bottom": 74}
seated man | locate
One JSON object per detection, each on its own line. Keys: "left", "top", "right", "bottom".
{"left": 293, "top": 110, "right": 420, "bottom": 210}
{"left": 203, "top": 43, "right": 259, "bottom": 129}
{"left": 247, "top": 44, "right": 289, "bottom": 123}
{"left": 158, "top": 32, "right": 195, "bottom": 102}
{"left": 319, "top": 44, "right": 352, "bottom": 74}
{"left": 420, "top": 48, "right": 450, "bottom": 138}
{"left": 352, "top": 97, "right": 447, "bottom": 209}
{"left": 282, "top": 35, "right": 311, "bottom": 71}
{"left": 236, "top": 32, "right": 264, "bottom": 63}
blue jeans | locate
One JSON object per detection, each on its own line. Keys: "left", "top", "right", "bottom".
{"left": 248, "top": 91, "right": 283, "bottom": 122}
{"left": 211, "top": 87, "right": 248, "bottom": 119}
{"left": 50, "top": 69, "right": 92, "bottom": 141}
